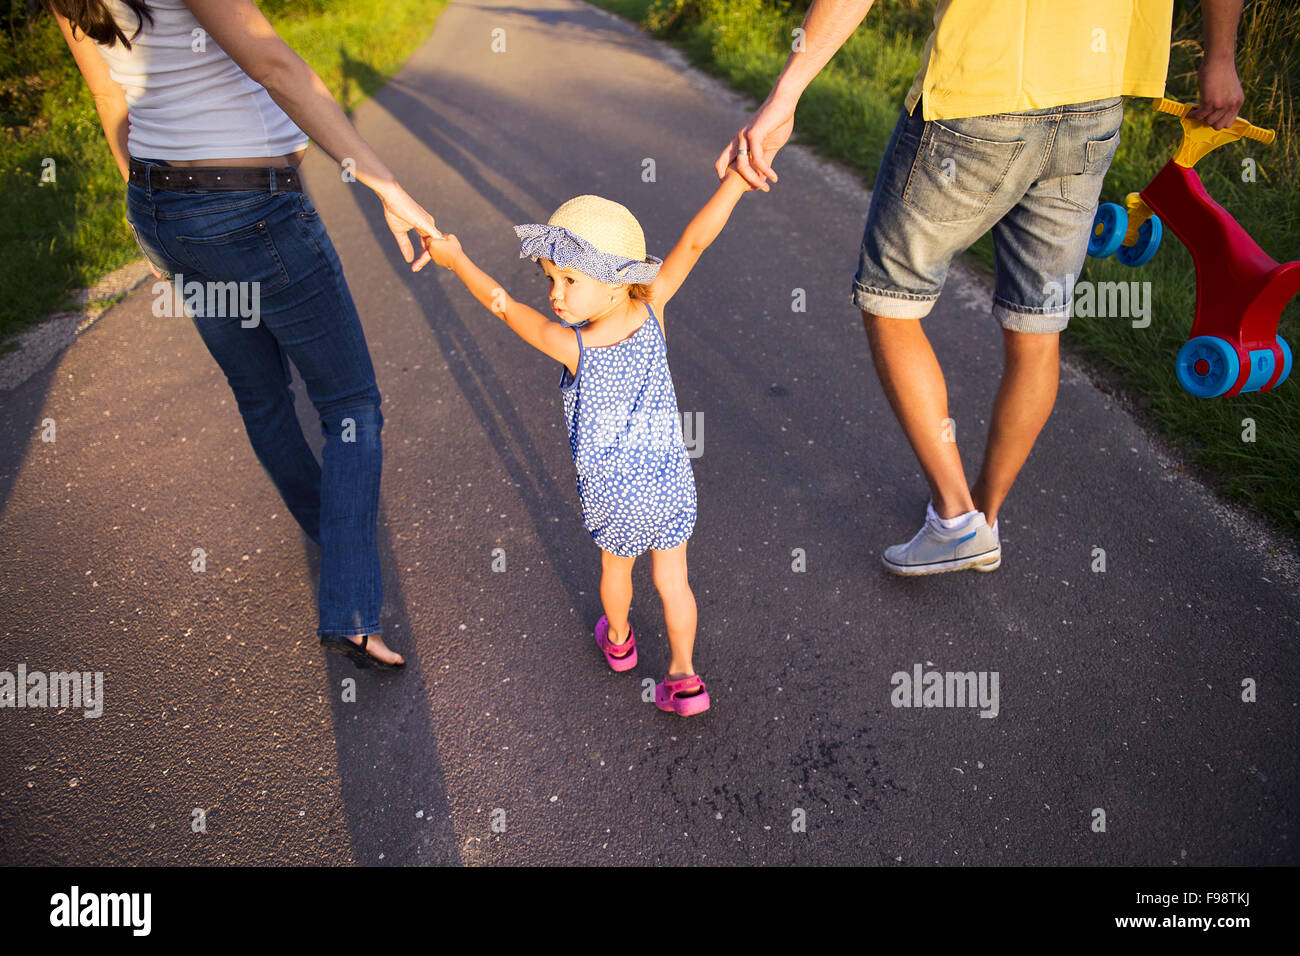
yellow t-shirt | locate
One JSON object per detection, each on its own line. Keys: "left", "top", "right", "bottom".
{"left": 904, "top": 0, "right": 1174, "bottom": 120}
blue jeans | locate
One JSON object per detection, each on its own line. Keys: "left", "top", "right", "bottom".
{"left": 852, "top": 96, "right": 1125, "bottom": 332}
{"left": 126, "top": 162, "right": 383, "bottom": 639}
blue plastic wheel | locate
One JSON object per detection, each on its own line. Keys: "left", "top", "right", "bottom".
{"left": 1275, "top": 335, "right": 1293, "bottom": 389}
{"left": 1176, "top": 335, "right": 1241, "bottom": 398}
{"left": 1116, "top": 214, "right": 1163, "bottom": 267}
{"left": 1087, "top": 203, "right": 1128, "bottom": 258}
{"left": 1242, "top": 348, "right": 1277, "bottom": 392}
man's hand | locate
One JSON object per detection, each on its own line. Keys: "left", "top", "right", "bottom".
{"left": 1190, "top": 0, "right": 1244, "bottom": 130}
{"left": 715, "top": 0, "right": 875, "bottom": 189}
{"left": 715, "top": 93, "right": 796, "bottom": 191}
{"left": 375, "top": 184, "right": 443, "bottom": 272}
{"left": 1189, "top": 57, "right": 1244, "bottom": 130}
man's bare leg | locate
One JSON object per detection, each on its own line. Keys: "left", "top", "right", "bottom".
{"left": 971, "top": 328, "right": 1061, "bottom": 528}
{"left": 862, "top": 311, "right": 976, "bottom": 519}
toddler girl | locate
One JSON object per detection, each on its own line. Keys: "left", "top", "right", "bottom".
{"left": 426, "top": 170, "right": 752, "bottom": 715}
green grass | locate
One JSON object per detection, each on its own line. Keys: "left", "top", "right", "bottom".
{"left": 0, "top": 0, "right": 449, "bottom": 343}
{"left": 592, "top": 0, "right": 1300, "bottom": 535}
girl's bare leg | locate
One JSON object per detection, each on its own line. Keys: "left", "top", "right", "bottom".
{"left": 650, "top": 541, "right": 697, "bottom": 680}
{"left": 600, "top": 549, "right": 636, "bottom": 653}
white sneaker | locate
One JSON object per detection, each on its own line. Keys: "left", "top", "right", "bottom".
{"left": 882, "top": 507, "right": 1001, "bottom": 576}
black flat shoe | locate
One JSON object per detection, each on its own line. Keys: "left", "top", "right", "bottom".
{"left": 319, "top": 634, "right": 405, "bottom": 670}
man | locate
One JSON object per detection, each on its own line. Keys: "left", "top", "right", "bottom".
{"left": 717, "top": 0, "right": 1243, "bottom": 574}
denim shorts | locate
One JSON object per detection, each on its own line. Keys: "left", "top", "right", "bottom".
{"left": 852, "top": 96, "right": 1124, "bottom": 332}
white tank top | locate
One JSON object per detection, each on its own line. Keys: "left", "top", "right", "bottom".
{"left": 94, "top": 0, "right": 308, "bottom": 160}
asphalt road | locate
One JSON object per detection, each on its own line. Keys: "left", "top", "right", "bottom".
{"left": 1, "top": 0, "right": 1297, "bottom": 866}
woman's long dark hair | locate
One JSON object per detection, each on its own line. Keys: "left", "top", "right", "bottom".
{"left": 42, "top": 0, "right": 153, "bottom": 48}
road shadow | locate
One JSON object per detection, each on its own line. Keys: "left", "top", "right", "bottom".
{"left": 480, "top": 3, "right": 652, "bottom": 52}
{"left": 369, "top": 75, "right": 548, "bottom": 223}
{"left": 339, "top": 44, "right": 389, "bottom": 113}
{"left": 290, "top": 370, "right": 460, "bottom": 865}
{"left": 0, "top": 360, "right": 60, "bottom": 521}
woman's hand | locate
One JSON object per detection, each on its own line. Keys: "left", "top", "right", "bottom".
{"left": 374, "top": 183, "right": 443, "bottom": 272}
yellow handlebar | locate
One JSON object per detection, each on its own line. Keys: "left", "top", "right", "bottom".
{"left": 1153, "top": 97, "right": 1275, "bottom": 167}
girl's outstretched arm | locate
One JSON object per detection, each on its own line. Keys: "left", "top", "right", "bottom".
{"left": 426, "top": 235, "right": 580, "bottom": 372}
{"left": 649, "top": 168, "right": 753, "bottom": 309}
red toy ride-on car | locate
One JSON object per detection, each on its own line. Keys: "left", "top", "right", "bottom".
{"left": 1087, "top": 97, "right": 1297, "bottom": 398}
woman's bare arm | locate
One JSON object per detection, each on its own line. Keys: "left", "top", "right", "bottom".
{"left": 56, "top": 14, "right": 130, "bottom": 182}
{"left": 182, "top": 0, "right": 442, "bottom": 269}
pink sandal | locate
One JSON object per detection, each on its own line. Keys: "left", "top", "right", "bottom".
{"left": 594, "top": 615, "right": 637, "bottom": 672}
{"left": 655, "top": 674, "right": 710, "bottom": 716}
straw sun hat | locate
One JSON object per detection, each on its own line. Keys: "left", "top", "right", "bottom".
{"left": 514, "top": 195, "right": 663, "bottom": 286}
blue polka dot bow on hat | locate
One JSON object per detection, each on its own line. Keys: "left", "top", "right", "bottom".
{"left": 514, "top": 223, "right": 663, "bottom": 285}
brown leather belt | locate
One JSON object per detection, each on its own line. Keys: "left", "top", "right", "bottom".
{"left": 129, "top": 158, "right": 303, "bottom": 193}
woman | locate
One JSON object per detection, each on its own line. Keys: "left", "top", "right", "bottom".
{"left": 49, "top": 0, "right": 440, "bottom": 669}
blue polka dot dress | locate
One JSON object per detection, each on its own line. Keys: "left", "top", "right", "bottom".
{"left": 559, "top": 299, "right": 697, "bottom": 557}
